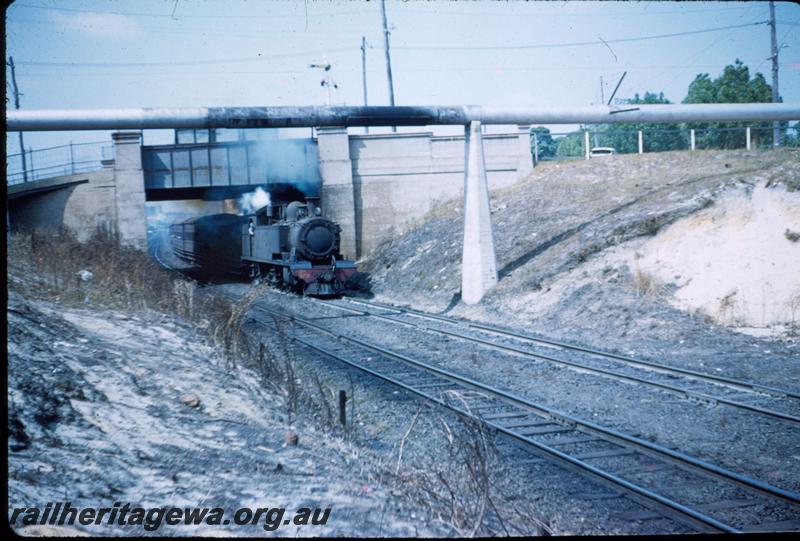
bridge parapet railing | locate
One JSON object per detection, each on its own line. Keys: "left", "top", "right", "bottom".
{"left": 6, "top": 141, "right": 112, "bottom": 186}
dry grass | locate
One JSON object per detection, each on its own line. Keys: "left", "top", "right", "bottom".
{"left": 717, "top": 291, "right": 740, "bottom": 326}
{"left": 9, "top": 227, "right": 345, "bottom": 433}
{"left": 787, "top": 293, "right": 800, "bottom": 327}
{"left": 9, "top": 227, "right": 550, "bottom": 534}
{"left": 632, "top": 268, "right": 665, "bottom": 299}
{"left": 385, "top": 405, "right": 552, "bottom": 537}
{"left": 213, "top": 302, "right": 345, "bottom": 431}
{"left": 8, "top": 227, "right": 194, "bottom": 313}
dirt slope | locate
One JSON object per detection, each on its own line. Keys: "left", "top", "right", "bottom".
{"left": 358, "top": 149, "right": 800, "bottom": 354}
{"left": 6, "top": 287, "right": 448, "bottom": 537}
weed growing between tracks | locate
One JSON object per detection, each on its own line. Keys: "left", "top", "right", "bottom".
{"left": 379, "top": 394, "right": 553, "bottom": 537}
{"left": 8, "top": 228, "right": 552, "bottom": 535}
{"left": 199, "top": 289, "right": 345, "bottom": 431}
{"left": 202, "top": 291, "right": 554, "bottom": 535}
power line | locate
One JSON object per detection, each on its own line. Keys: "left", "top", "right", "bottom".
{"left": 392, "top": 22, "right": 769, "bottom": 51}
{"left": 655, "top": 6, "right": 760, "bottom": 95}
{"left": 755, "top": 17, "right": 800, "bottom": 74}
{"left": 21, "top": 63, "right": 785, "bottom": 77}
{"left": 13, "top": 21, "right": 771, "bottom": 69}
{"left": 15, "top": 48, "right": 358, "bottom": 68}
{"left": 8, "top": 3, "right": 374, "bottom": 19}
{"left": 9, "top": 2, "right": 758, "bottom": 19}
{"left": 393, "top": 5, "right": 764, "bottom": 17}
{"left": 6, "top": 16, "right": 381, "bottom": 38}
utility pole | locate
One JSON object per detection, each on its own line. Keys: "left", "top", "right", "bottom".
{"left": 600, "top": 76, "right": 605, "bottom": 105}
{"left": 380, "top": 0, "right": 396, "bottom": 132}
{"left": 361, "top": 36, "right": 369, "bottom": 134}
{"left": 7, "top": 56, "right": 28, "bottom": 181}
{"left": 769, "top": 0, "right": 781, "bottom": 147}
{"left": 594, "top": 76, "right": 604, "bottom": 148}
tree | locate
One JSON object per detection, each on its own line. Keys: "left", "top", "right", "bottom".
{"left": 595, "top": 92, "right": 688, "bottom": 153}
{"left": 530, "top": 127, "right": 558, "bottom": 160}
{"left": 784, "top": 121, "right": 800, "bottom": 148}
{"left": 555, "top": 131, "right": 585, "bottom": 158}
{"left": 683, "top": 59, "right": 778, "bottom": 148}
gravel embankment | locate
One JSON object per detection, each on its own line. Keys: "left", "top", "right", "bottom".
{"left": 358, "top": 149, "right": 800, "bottom": 353}
{"left": 6, "top": 285, "right": 451, "bottom": 537}
{"left": 249, "top": 290, "right": 800, "bottom": 497}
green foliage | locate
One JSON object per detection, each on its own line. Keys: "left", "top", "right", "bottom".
{"left": 555, "top": 132, "right": 585, "bottom": 158}
{"left": 784, "top": 123, "right": 800, "bottom": 148}
{"left": 683, "top": 59, "right": 779, "bottom": 148}
{"left": 546, "top": 60, "right": 788, "bottom": 159}
{"left": 530, "top": 126, "right": 558, "bottom": 160}
{"left": 594, "top": 91, "right": 688, "bottom": 153}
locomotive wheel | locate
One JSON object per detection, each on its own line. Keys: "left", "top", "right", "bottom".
{"left": 267, "top": 267, "right": 281, "bottom": 288}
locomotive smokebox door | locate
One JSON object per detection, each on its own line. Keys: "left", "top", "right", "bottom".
{"left": 303, "top": 221, "right": 336, "bottom": 257}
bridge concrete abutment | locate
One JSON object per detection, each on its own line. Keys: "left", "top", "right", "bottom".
{"left": 317, "top": 127, "right": 358, "bottom": 260}
{"left": 517, "top": 124, "right": 534, "bottom": 177}
{"left": 112, "top": 131, "right": 147, "bottom": 249}
{"left": 461, "top": 121, "right": 498, "bottom": 305}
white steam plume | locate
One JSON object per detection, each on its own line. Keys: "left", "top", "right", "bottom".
{"left": 240, "top": 187, "right": 271, "bottom": 214}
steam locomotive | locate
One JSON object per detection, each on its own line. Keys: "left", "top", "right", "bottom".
{"left": 169, "top": 199, "right": 356, "bottom": 296}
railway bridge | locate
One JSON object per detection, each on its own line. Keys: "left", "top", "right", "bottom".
{"left": 7, "top": 126, "right": 532, "bottom": 264}
{"left": 7, "top": 103, "right": 800, "bottom": 303}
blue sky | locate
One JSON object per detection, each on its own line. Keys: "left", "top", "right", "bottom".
{"left": 5, "top": 0, "right": 800, "bottom": 153}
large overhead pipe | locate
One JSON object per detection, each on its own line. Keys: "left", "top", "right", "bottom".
{"left": 7, "top": 104, "right": 800, "bottom": 131}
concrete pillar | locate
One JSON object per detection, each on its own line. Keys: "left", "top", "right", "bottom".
{"left": 317, "top": 127, "right": 358, "bottom": 259}
{"left": 638, "top": 130, "right": 644, "bottom": 154}
{"left": 690, "top": 129, "right": 696, "bottom": 151}
{"left": 746, "top": 126, "right": 752, "bottom": 150}
{"left": 461, "top": 121, "right": 498, "bottom": 305}
{"left": 584, "top": 130, "right": 590, "bottom": 160}
{"left": 517, "top": 124, "right": 533, "bottom": 177}
{"left": 112, "top": 131, "right": 147, "bottom": 249}
{"left": 532, "top": 132, "right": 539, "bottom": 167}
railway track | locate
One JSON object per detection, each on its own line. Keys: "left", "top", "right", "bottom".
{"left": 312, "top": 297, "right": 800, "bottom": 427}
{"left": 248, "top": 299, "right": 800, "bottom": 533}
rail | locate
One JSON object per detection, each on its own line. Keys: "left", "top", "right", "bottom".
{"left": 329, "top": 297, "right": 800, "bottom": 413}
{"left": 248, "top": 299, "right": 800, "bottom": 533}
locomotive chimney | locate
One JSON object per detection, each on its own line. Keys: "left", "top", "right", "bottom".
{"left": 306, "top": 196, "right": 321, "bottom": 216}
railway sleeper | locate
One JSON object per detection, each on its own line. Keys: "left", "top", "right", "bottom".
{"left": 614, "top": 462, "right": 678, "bottom": 477}
{"left": 743, "top": 519, "right": 800, "bottom": 532}
{"left": 496, "top": 418, "right": 554, "bottom": 430}
{"left": 518, "top": 425, "right": 573, "bottom": 436}
{"left": 616, "top": 499, "right": 760, "bottom": 522}
{"left": 479, "top": 410, "right": 530, "bottom": 421}
{"left": 575, "top": 448, "right": 639, "bottom": 460}
{"left": 407, "top": 380, "right": 452, "bottom": 390}
{"left": 540, "top": 435, "right": 602, "bottom": 447}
